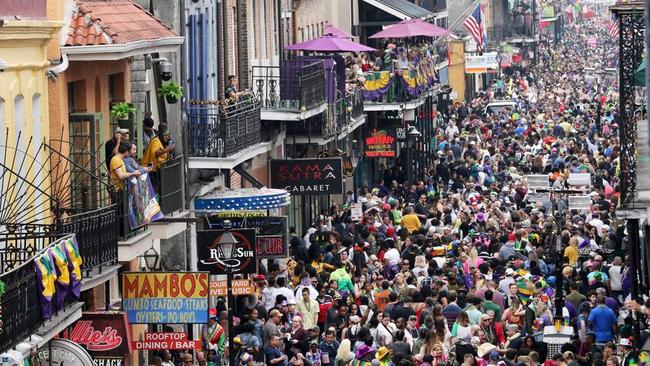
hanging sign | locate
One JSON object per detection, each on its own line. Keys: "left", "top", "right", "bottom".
{"left": 197, "top": 229, "right": 258, "bottom": 274}
{"left": 122, "top": 272, "right": 209, "bottom": 324}
{"left": 270, "top": 158, "right": 344, "bottom": 195}
{"left": 38, "top": 339, "right": 94, "bottom": 366}
{"left": 133, "top": 332, "right": 201, "bottom": 350}
{"left": 465, "top": 52, "right": 499, "bottom": 73}
{"left": 209, "top": 279, "right": 256, "bottom": 297}
{"left": 364, "top": 129, "right": 397, "bottom": 158}
{"left": 60, "top": 312, "right": 132, "bottom": 357}
{"left": 350, "top": 203, "right": 363, "bottom": 222}
{"left": 205, "top": 216, "right": 288, "bottom": 258}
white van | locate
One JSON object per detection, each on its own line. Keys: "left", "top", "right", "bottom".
{"left": 485, "top": 101, "right": 516, "bottom": 115}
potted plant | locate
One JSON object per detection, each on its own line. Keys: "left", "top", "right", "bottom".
{"left": 158, "top": 81, "right": 184, "bottom": 104}
{"left": 110, "top": 102, "right": 136, "bottom": 128}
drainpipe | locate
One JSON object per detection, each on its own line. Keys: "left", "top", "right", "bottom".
{"left": 46, "top": 53, "right": 69, "bottom": 80}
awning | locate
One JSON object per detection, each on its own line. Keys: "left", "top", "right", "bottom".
{"left": 362, "top": 0, "right": 434, "bottom": 20}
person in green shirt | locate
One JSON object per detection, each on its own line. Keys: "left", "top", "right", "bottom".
{"left": 482, "top": 289, "right": 502, "bottom": 321}
{"left": 329, "top": 261, "right": 354, "bottom": 293}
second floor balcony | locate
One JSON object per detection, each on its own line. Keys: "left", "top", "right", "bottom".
{"left": 186, "top": 97, "right": 271, "bottom": 170}
{"left": 252, "top": 59, "right": 328, "bottom": 121}
{"left": 363, "top": 58, "right": 438, "bottom": 111}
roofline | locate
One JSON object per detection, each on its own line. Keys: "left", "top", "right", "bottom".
{"left": 62, "top": 36, "right": 185, "bottom": 60}
{"left": 362, "top": 0, "right": 434, "bottom": 20}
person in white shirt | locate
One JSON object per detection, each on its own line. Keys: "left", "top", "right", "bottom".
{"left": 275, "top": 277, "right": 296, "bottom": 304}
{"left": 375, "top": 312, "right": 398, "bottom": 347}
{"left": 608, "top": 256, "right": 624, "bottom": 302}
{"left": 445, "top": 121, "right": 459, "bottom": 141}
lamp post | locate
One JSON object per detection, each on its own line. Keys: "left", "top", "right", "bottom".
{"left": 351, "top": 140, "right": 361, "bottom": 203}
{"left": 406, "top": 125, "right": 421, "bottom": 183}
{"left": 142, "top": 244, "right": 161, "bottom": 271}
{"left": 218, "top": 220, "right": 239, "bottom": 366}
{"left": 496, "top": 51, "right": 503, "bottom": 79}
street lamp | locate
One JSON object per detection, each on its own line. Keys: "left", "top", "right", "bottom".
{"left": 496, "top": 51, "right": 503, "bottom": 79}
{"left": 218, "top": 220, "right": 239, "bottom": 366}
{"left": 351, "top": 140, "right": 361, "bottom": 203}
{"left": 142, "top": 244, "right": 160, "bottom": 271}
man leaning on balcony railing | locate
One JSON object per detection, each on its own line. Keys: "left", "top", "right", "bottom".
{"left": 110, "top": 142, "right": 142, "bottom": 192}
{"left": 141, "top": 124, "right": 175, "bottom": 172}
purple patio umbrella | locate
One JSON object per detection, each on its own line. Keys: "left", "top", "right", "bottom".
{"left": 324, "top": 22, "right": 353, "bottom": 39}
{"left": 369, "top": 18, "right": 450, "bottom": 39}
{"left": 285, "top": 35, "right": 375, "bottom": 52}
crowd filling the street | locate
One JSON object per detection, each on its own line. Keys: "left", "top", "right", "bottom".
{"left": 190, "top": 13, "right": 644, "bottom": 366}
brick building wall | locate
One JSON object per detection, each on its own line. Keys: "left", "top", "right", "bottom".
{"left": 293, "top": 0, "right": 326, "bottom": 42}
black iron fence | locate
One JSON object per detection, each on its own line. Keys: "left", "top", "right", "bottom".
{"left": 56, "top": 206, "right": 118, "bottom": 276}
{"left": 336, "top": 88, "right": 365, "bottom": 129}
{"left": 488, "top": 23, "right": 536, "bottom": 42}
{"left": 252, "top": 60, "right": 326, "bottom": 111}
{"left": 151, "top": 156, "right": 184, "bottom": 215}
{"left": 186, "top": 98, "right": 262, "bottom": 158}
{"left": 0, "top": 233, "right": 75, "bottom": 352}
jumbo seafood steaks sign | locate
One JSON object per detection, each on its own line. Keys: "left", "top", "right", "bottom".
{"left": 270, "top": 158, "right": 343, "bottom": 195}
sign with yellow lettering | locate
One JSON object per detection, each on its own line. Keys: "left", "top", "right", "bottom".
{"left": 122, "top": 272, "right": 209, "bottom": 324}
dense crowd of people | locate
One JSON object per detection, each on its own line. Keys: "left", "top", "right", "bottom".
{"left": 191, "top": 12, "right": 648, "bottom": 366}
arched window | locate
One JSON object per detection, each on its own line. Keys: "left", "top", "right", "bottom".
{"left": 14, "top": 94, "right": 24, "bottom": 134}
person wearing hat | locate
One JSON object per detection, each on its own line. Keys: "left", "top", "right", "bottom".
{"left": 306, "top": 339, "right": 325, "bottom": 366}
{"left": 618, "top": 338, "right": 634, "bottom": 366}
{"left": 203, "top": 308, "right": 226, "bottom": 355}
{"left": 374, "top": 346, "right": 392, "bottom": 366}
{"left": 141, "top": 123, "right": 174, "bottom": 171}
{"left": 105, "top": 127, "right": 130, "bottom": 170}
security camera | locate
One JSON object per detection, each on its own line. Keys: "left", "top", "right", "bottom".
{"left": 159, "top": 61, "right": 172, "bottom": 81}
{"left": 0, "top": 58, "right": 7, "bottom": 72}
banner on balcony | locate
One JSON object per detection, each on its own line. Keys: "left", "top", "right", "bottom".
{"left": 364, "top": 129, "right": 397, "bottom": 158}
{"left": 205, "top": 216, "right": 288, "bottom": 258}
{"left": 126, "top": 173, "right": 164, "bottom": 229}
{"left": 60, "top": 312, "right": 132, "bottom": 357}
{"left": 270, "top": 158, "right": 344, "bottom": 195}
{"left": 197, "top": 229, "right": 258, "bottom": 274}
{"left": 34, "top": 235, "right": 83, "bottom": 320}
{"left": 122, "top": 272, "right": 209, "bottom": 324}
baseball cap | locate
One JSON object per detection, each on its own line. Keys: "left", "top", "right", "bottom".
{"left": 116, "top": 128, "right": 129, "bottom": 134}
{"left": 505, "top": 268, "right": 515, "bottom": 276}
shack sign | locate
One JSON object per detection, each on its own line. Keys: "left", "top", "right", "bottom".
{"left": 122, "top": 272, "right": 209, "bottom": 324}
{"left": 197, "top": 229, "right": 257, "bottom": 274}
{"left": 60, "top": 312, "right": 132, "bottom": 357}
{"left": 365, "top": 129, "right": 396, "bottom": 158}
{"left": 270, "top": 158, "right": 343, "bottom": 195}
{"left": 205, "top": 216, "right": 288, "bottom": 258}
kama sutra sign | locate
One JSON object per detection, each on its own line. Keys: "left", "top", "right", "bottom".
{"left": 364, "top": 129, "right": 396, "bottom": 158}
{"left": 60, "top": 313, "right": 132, "bottom": 357}
{"left": 122, "top": 272, "right": 209, "bottom": 324}
{"left": 270, "top": 158, "right": 343, "bottom": 195}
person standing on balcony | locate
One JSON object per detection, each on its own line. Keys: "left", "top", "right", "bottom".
{"left": 105, "top": 128, "right": 130, "bottom": 170}
{"left": 141, "top": 124, "right": 174, "bottom": 171}
{"left": 225, "top": 75, "right": 250, "bottom": 102}
{"left": 124, "top": 142, "right": 153, "bottom": 174}
{"left": 143, "top": 117, "right": 157, "bottom": 148}
{"left": 109, "top": 142, "right": 141, "bottom": 191}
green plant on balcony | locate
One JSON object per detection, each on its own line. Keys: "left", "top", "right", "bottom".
{"left": 158, "top": 81, "right": 184, "bottom": 104}
{"left": 111, "top": 102, "right": 135, "bottom": 120}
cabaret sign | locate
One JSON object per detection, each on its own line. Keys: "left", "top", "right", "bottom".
{"left": 122, "top": 272, "right": 209, "bottom": 324}
{"left": 270, "top": 158, "right": 343, "bottom": 195}
{"left": 197, "top": 229, "right": 257, "bottom": 274}
{"left": 365, "top": 129, "right": 396, "bottom": 158}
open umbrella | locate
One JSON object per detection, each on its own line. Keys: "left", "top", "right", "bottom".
{"left": 285, "top": 34, "right": 375, "bottom": 52}
{"left": 324, "top": 22, "right": 353, "bottom": 39}
{"left": 369, "top": 18, "right": 450, "bottom": 39}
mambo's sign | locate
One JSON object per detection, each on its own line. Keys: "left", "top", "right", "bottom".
{"left": 270, "top": 158, "right": 343, "bottom": 195}
{"left": 122, "top": 272, "right": 209, "bottom": 324}
{"left": 197, "top": 229, "right": 257, "bottom": 274}
{"left": 133, "top": 332, "right": 200, "bottom": 350}
{"left": 60, "top": 312, "right": 132, "bottom": 357}
{"left": 365, "top": 129, "right": 396, "bottom": 158}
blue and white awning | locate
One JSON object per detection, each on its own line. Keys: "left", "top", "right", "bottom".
{"left": 195, "top": 188, "right": 291, "bottom": 211}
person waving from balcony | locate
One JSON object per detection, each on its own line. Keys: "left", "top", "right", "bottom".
{"left": 141, "top": 124, "right": 174, "bottom": 172}
{"left": 109, "top": 141, "right": 141, "bottom": 191}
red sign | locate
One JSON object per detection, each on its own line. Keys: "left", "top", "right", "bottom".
{"left": 365, "top": 129, "right": 396, "bottom": 158}
{"left": 60, "top": 313, "right": 132, "bottom": 357}
{"left": 133, "top": 332, "right": 200, "bottom": 350}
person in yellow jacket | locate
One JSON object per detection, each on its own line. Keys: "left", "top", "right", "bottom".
{"left": 400, "top": 206, "right": 421, "bottom": 233}
{"left": 141, "top": 125, "right": 174, "bottom": 171}
{"left": 564, "top": 236, "right": 580, "bottom": 266}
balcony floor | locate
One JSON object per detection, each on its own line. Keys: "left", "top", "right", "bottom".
{"left": 118, "top": 228, "right": 153, "bottom": 262}
{"left": 80, "top": 263, "right": 121, "bottom": 292}
{"left": 363, "top": 89, "right": 437, "bottom": 112}
{"left": 35, "top": 302, "right": 84, "bottom": 348}
{"left": 261, "top": 102, "right": 328, "bottom": 121}
{"left": 187, "top": 141, "right": 272, "bottom": 170}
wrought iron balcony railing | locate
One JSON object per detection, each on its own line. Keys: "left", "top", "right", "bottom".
{"left": 0, "top": 233, "right": 76, "bottom": 353}
{"left": 186, "top": 98, "right": 262, "bottom": 158}
{"left": 55, "top": 206, "right": 118, "bottom": 276}
{"left": 150, "top": 155, "right": 184, "bottom": 215}
{"left": 252, "top": 60, "right": 327, "bottom": 111}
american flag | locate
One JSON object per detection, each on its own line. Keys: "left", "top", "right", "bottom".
{"left": 609, "top": 12, "right": 619, "bottom": 39}
{"left": 464, "top": 1, "right": 487, "bottom": 51}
